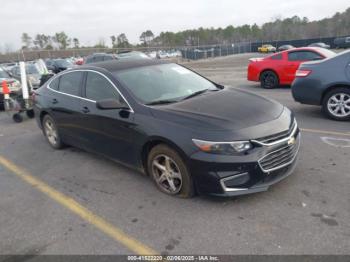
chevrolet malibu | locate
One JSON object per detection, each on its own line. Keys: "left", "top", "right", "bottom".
{"left": 33, "top": 59, "right": 300, "bottom": 198}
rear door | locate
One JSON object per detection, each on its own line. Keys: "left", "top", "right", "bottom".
{"left": 79, "top": 71, "right": 137, "bottom": 165}
{"left": 47, "top": 71, "right": 87, "bottom": 147}
{"left": 285, "top": 51, "right": 323, "bottom": 83}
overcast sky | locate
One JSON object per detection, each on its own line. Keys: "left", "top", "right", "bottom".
{"left": 1, "top": 0, "right": 349, "bottom": 50}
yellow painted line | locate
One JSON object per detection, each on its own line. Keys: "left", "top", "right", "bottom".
{"left": 0, "top": 155, "right": 157, "bottom": 255}
{"left": 300, "top": 128, "right": 350, "bottom": 137}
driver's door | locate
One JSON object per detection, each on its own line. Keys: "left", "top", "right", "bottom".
{"left": 79, "top": 71, "right": 137, "bottom": 165}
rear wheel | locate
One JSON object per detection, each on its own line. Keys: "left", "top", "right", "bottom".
{"left": 42, "top": 115, "right": 64, "bottom": 149}
{"left": 322, "top": 88, "right": 350, "bottom": 121}
{"left": 147, "top": 144, "right": 195, "bottom": 198}
{"left": 260, "top": 71, "right": 279, "bottom": 89}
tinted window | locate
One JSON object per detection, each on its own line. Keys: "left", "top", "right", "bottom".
{"left": 86, "top": 57, "right": 94, "bottom": 64}
{"left": 85, "top": 72, "right": 120, "bottom": 101}
{"left": 58, "top": 72, "right": 83, "bottom": 96}
{"left": 49, "top": 77, "right": 60, "bottom": 90}
{"left": 94, "top": 56, "right": 104, "bottom": 62}
{"left": 271, "top": 54, "right": 282, "bottom": 60}
{"left": 103, "top": 55, "right": 113, "bottom": 61}
{"left": 0, "top": 68, "right": 10, "bottom": 78}
{"left": 288, "top": 51, "right": 323, "bottom": 61}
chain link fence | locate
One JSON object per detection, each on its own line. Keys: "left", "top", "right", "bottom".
{"left": 0, "top": 36, "right": 345, "bottom": 63}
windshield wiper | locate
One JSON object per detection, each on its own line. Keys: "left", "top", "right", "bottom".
{"left": 146, "top": 99, "right": 179, "bottom": 106}
{"left": 181, "top": 89, "right": 210, "bottom": 101}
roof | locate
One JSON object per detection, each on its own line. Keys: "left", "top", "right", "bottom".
{"left": 79, "top": 59, "right": 170, "bottom": 72}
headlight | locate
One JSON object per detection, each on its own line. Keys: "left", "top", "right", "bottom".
{"left": 192, "top": 139, "right": 253, "bottom": 155}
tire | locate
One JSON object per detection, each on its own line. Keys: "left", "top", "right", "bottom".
{"left": 42, "top": 115, "right": 64, "bottom": 149}
{"left": 322, "top": 87, "right": 350, "bottom": 121}
{"left": 260, "top": 71, "right": 279, "bottom": 89}
{"left": 147, "top": 144, "right": 195, "bottom": 198}
{"left": 26, "top": 109, "right": 35, "bottom": 119}
{"left": 13, "top": 113, "right": 23, "bottom": 123}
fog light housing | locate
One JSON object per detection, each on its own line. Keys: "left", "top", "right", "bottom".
{"left": 220, "top": 172, "right": 250, "bottom": 190}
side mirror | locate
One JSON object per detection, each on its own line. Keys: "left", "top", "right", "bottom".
{"left": 96, "top": 99, "right": 129, "bottom": 110}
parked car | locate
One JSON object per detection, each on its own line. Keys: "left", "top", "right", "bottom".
{"left": 45, "top": 59, "right": 74, "bottom": 73}
{"left": 11, "top": 63, "right": 43, "bottom": 90}
{"left": 334, "top": 37, "right": 350, "bottom": 49}
{"left": 0, "top": 62, "right": 17, "bottom": 72}
{"left": 84, "top": 53, "right": 116, "bottom": 64}
{"left": 33, "top": 59, "right": 300, "bottom": 197}
{"left": 278, "top": 45, "right": 294, "bottom": 52}
{"left": 308, "top": 42, "right": 330, "bottom": 49}
{"left": 248, "top": 47, "right": 335, "bottom": 88}
{"left": 258, "top": 44, "right": 276, "bottom": 53}
{"left": 75, "top": 57, "right": 84, "bottom": 65}
{"left": 292, "top": 50, "right": 350, "bottom": 121}
{"left": 0, "top": 67, "right": 21, "bottom": 108}
{"left": 115, "top": 51, "right": 150, "bottom": 60}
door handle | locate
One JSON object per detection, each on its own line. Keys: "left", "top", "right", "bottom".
{"left": 82, "top": 107, "right": 90, "bottom": 114}
{"left": 52, "top": 98, "right": 58, "bottom": 104}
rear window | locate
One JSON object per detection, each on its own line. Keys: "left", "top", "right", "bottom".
{"left": 49, "top": 77, "right": 60, "bottom": 90}
{"left": 270, "top": 54, "right": 282, "bottom": 60}
{"left": 288, "top": 51, "right": 323, "bottom": 61}
{"left": 58, "top": 72, "right": 84, "bottom": 96}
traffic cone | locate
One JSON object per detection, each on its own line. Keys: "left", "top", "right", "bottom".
{"left": 2, "top": 80, "right": 10, "bottom": 99}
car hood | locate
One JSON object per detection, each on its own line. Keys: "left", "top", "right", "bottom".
{"left": 150, "top": 88, "right": 284, "bottom": 132}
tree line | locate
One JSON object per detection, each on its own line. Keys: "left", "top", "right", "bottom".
{"left": 19, "top": 7, "right": 350, "bottom": 51}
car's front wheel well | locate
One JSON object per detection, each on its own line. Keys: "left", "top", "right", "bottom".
{"left": 321, "top": 84, "right": 350, "bottom": 104}
{"left": 141, "top": 139, "right": 188, "bottom": 175}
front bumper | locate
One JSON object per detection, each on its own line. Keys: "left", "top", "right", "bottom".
{"left": 189, "top": 125, "right": 300, "bottom": 197}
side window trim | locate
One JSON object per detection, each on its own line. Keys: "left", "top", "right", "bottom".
{"left": 47, "top": 72, "right": 95, "bottom": 103}
{"left": 47, "top": 69, "right": 134, "bottom": 113}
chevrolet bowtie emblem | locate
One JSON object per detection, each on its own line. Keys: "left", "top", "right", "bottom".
{"left": 288, "top": 137, "right": 296, "bottom": 145}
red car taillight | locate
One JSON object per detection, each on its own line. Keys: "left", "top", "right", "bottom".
{"left": 296, "top": 69, "right": 312, "bottom": 77}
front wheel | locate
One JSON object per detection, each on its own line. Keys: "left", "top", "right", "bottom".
{"left": 260, "top": 71, "right": 279, "bottom": 89}
{"left": 322, "top": 88, "right": 350, "bottom": 121}
{"left": 147, "top": 144, "right": 195, "bottom": 198}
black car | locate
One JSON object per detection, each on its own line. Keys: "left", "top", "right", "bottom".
{"left": 33, "top": 59, "right": 300, "bottom": 197}
{"left": 46, "top": 59, "right": 74, "bottom": 74}
{"left": 334, "top": 37, "right": 350, "bottom": 49}
{"left": 278, "top": 45, "right": 294, "bottom": 52}
{"left": 292, "top": 50, "right": 350, "bottom": 121}
{"left": 84, "top": 53, "right": 116, "bottom": 64}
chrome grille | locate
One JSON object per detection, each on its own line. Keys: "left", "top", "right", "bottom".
{"left": 259, "top": 138, "right": 299, "bottom": 173}
{"left": 254, "top": 120, "right": 297, "bottom": 145}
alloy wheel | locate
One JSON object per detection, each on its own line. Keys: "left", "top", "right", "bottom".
{"left": 327, "top": 93, "right": 350, "bottom": 118}
{"left": 151, "top": 154, "right": 183, "bottom": 194}
{"left": 44, "top": 118, "right": 58, "bottom": 146}
{"left": 262, "top": 72, "right": 277, "bottom": 88}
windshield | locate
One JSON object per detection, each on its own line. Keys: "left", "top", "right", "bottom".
{"left": 55, "top": 59, "right": 72, "bottom": 67}
{"left": 115, "top": 63, "right": 218, "bottom": 104}
{"left": 0, "top": 68, "right": 10, "bottom": 78}
{"left": 26, "top": 64, "right": 40, "bottom": 74}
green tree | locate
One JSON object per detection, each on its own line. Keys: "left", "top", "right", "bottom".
{"left": 54, "top": 31, "right": 69, "bottom": 49}
{"left": 110, "top": 35, "right": 116, "bottom": 47}
{"left": 117, "top": 33, "right": 130, "bottom": 48}
{"left": 73, "top": 38, "right": 80, "bottom": 48}
{"left": 21, "top": 33, "right": 32, "bottom": 49}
